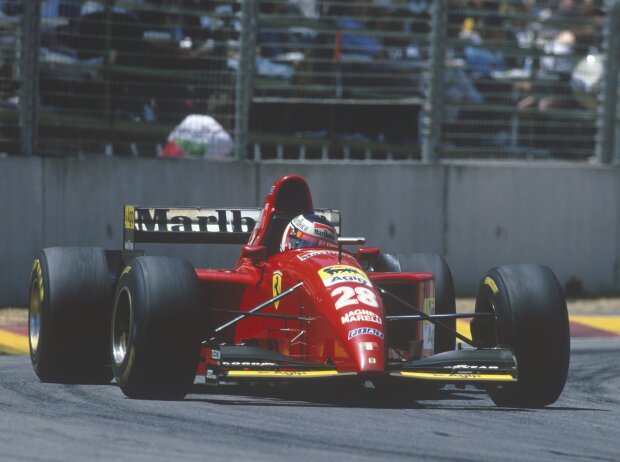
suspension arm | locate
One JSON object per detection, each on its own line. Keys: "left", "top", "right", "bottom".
{"left": 211, "top": 282, "right": 304, "bottom": 336}
{"left": 377, "top": 286, "right": 487, "bottom": 348}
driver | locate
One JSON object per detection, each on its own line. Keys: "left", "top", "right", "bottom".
{"left": 280, "top": 214, "right": 339, "bottom": 251}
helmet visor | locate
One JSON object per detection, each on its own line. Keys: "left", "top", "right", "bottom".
{"left": 289, "top": 229, "right": 337, "bottom": 250}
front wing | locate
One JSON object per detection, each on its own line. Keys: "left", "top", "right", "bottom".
{"left": 199, "top": 345, "right": 517, "bottom": 385}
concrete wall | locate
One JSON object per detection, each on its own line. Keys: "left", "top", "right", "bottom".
{"left": 1, "top": 157, "right": 618, "bottom": 305}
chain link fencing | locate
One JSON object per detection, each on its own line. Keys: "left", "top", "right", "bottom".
{"left": 2, "top": 0, "right": 618, "bottom": 162}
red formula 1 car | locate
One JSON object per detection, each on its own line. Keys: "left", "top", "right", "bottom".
{"left": 28, "top": 175, "right": 570, "bottom": 407}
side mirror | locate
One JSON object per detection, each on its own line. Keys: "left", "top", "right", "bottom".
{"left": 336, "top": 237, "right": 366, "bottom": 264}
{"left": 356, "top": 247, "right": 380, "bottom": 270}
{"left": 241, "top": 245, "right": 267, "bottom": 263}
{"left": 338, "top": 237, "right": 366, "bottom": 246}
{"left": 356, "top": 247, "right": 380, "bottom": 262}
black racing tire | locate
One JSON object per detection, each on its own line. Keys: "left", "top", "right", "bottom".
{"left": 378, "top": 252, "right": 456, "bottom": 354}
{"left": 472, "top": 264, "right": 570, "bottom": 408}
{"left": 111, "top": 256, "right": 203, "bottom": 400}
{"left": 29, "top": 247, "right": 114, "bottom": 383}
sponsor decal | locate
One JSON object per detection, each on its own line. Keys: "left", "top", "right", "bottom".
{"left": 272, "top": 271, "right": 282, "bottom": 309}
{"left": 291, "top": 216, "right": 336, "bottom": 241}
{"left": 204, "top": 347, "right": 221, "bottom": 385}
{"left": 135, "top": 208, "right": 259, "bottom": 233}
{"left": 341, "top": 308, "right": 382, "bottom": 325}
{"left": 313, "top": 222, "right": 337, "bottom": 241}
{"left": 423, "top": 297, "right": 435, "bottom": 315}
{"left": 484, "top": 277, "right": 499, "bottom": 294}
{"left": 227, "top": 370, "right": 339, "bottom": 377}
{"left": 399, "top": 371, "right": 516, "bottom": 382}
{"left": 422, "top": 297, "right": 435, "bottom": 350}
{"left": 423, "top": 322, "right": 434, "bottom": 350}
{"left": 31, "top": 259, "right": 44, "bottom": 302}
{"left": 121, "top": 266, "right": 132, "bottom": 278}
{"left": 348, "top": 327, "right": 384, "bottom": 340}
{"left": 319, "top": 265, "right": 372, "bottom": 288}
{"left": 124, "top": 206, "right": 135, "bottom": 230}
{"left": 444, "top": 364, "right": 500, "bottom": 370}
{"left": 359, "top": 342, "right": 379, "bottom": 351}
{"left": 331, "top": 286, "right": 379, "bottom": 310}
{"left": 297, "top": 250, "right": 340, "bottom": 261}
{"left": 222, "top": 361, "right": 277, "bottom": 367}
{"left": 368, "top": 357, "right": 377, "bottom": 364}
{"left": 292, "top": 215, "right": 309, "bottom": 232}
{"left": 321, "top": 265, "right": 365, "bottom": 277}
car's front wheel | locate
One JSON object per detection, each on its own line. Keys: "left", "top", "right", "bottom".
{"left": 472, "top": 264, "right": 570, "bottom": 408}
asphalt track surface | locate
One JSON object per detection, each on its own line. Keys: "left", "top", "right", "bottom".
{"left": 1, "top": 338, "right": 619, "bottom": 462}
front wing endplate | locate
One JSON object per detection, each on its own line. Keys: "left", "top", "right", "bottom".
{"left": 390, "top": 347, "right": 518, "bottom": 383}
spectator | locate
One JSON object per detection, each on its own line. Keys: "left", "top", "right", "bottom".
{"left": 137, "top": 0, "right": 202, "bottom": 45}
{"left": 463, "top": 15, "right": 507, "bottom": 80}
{"left": 335, "top": 2, "right": 384, "bottom": 60}
{"left": 256, "top": 1, "right": 302, "bottom": 59}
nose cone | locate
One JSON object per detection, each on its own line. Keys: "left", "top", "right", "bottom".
{"left": 316, "top": 263, "right": 386, "bottom": 373}
{"left": 348, "top": 332, "right": 385, "bottom": 373}
{"left": 281, "top": 251, "right": 387, "bottom": 374}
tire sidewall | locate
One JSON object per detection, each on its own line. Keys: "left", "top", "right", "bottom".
{"left": 111, "top": 256, "right": 203, "bottom": 399}
{"left": 29, "top": 255, "right": 52, "bottom": 378}
{"left": 111, "top": 264, "right": 146, "bottom": 391}
{"left": 29, "top": 247, "right": 113, "bottom": 383}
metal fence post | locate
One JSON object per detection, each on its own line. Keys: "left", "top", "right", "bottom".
{"left": 596, "top": 0, "right": 620, "bottom": 165}
{"left": 234, "top": 0, "right": 258, "bottom": 160}
{"left": 421, "top": 0, "right": 448, "bottom": 163}
{"left": 19, "top": 0, "right": 41, "bottom": 156}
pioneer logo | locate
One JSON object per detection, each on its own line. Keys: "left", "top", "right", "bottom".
{"left": 135, "top": 208, "right": 259, "bottom": 233}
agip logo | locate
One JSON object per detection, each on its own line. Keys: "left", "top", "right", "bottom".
{"left": 318, "top": 265, "right": 371, "bottom": 288}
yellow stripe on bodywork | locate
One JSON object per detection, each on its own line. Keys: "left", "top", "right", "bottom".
{"left": 226, "top": 369, "right": 340, "bottom": 378}
{"left": 571, "top": 316, "right": 620, "bottom": 336}
{"left": 0, "top": 329, "right": 29, "bottom": 355}
{"left": 396, "top": 371, "right": 517, "bottom": 382}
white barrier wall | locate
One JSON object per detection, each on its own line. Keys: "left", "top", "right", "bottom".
{"left": 1, "top": 157, "right": 618, "bottom": 305}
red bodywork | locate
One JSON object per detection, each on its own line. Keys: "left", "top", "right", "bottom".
{"left": 193, "top": 175, "right": 435, "bottom": 379}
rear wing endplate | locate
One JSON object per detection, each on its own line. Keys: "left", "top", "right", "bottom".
{"left": 123, "top": 206, "right": 340, "bottom": 250}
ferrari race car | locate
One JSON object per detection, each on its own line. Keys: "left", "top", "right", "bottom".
{"left": 28, "top": 175, "right": 570, "bottom": 407}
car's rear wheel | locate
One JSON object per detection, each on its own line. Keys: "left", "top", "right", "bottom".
{"left": 29, "top": 247, "right": 114, "bottom": 383}
{"left": 378, "top": 252, "right": 456, "bottom": 353}
{"left": 111, "top": 256, "right": 203, "bottom": 400}
{"left": 472, "top": 264, "right": 570, "bottom": 408}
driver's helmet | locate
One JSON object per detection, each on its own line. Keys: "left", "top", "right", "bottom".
{"left": 280, "top": 214, "right": 338, "bottom": 252}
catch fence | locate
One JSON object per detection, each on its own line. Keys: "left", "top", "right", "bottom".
{"left": 2, "top": 0, "right": 619, "bottom": 162}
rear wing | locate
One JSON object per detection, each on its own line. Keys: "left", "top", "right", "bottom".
{"left": 123, "top": 206, "right": 341, "bottom": 250}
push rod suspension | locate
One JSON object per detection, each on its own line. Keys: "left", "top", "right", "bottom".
{"left": 377, "top": 287, "right": 484, "bottom": 348}
{"left": 386, "top": 313, "right": 495, "bottom": 321}
{"left": 212, "top": 282, "right": 304, "bottom": 335}
{"left": 210, "top": 308, "right": 311, "bottom": 322}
